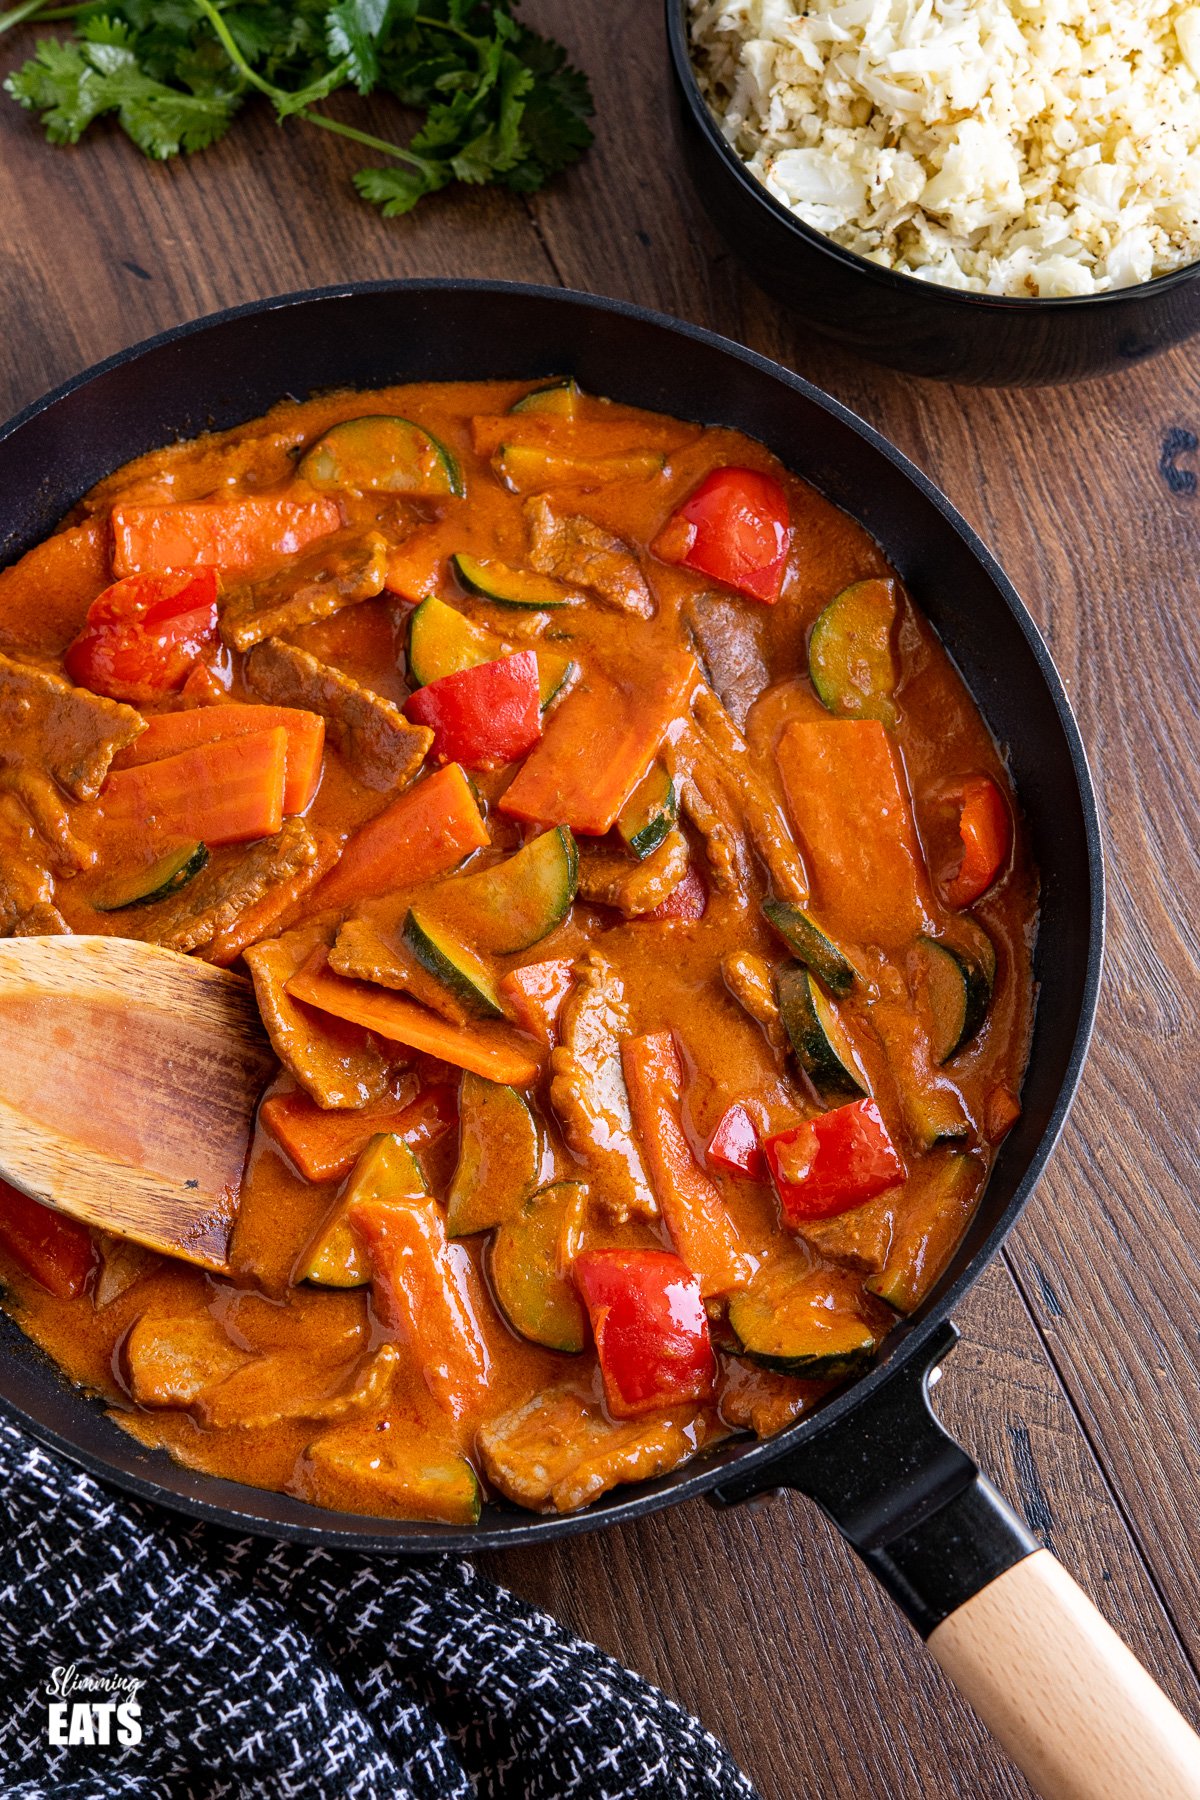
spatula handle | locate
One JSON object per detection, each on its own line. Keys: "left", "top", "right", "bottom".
{"left": 929, "top": 1548, "right": 1200, "bottom": 1800}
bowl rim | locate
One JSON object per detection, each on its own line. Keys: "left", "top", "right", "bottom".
{"left": 665, "top": 0, "right": 1200, "bottom": 312}
{"left": 0, "top": 277, "right": 1105, "bottom": 1552}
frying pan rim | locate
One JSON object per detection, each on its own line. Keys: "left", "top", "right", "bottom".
{"left": 0, "top": 279, "right": 1105, "bottom": 1552}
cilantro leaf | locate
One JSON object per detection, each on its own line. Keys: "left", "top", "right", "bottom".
{"left": 4, "top": 25, "right": 238, "bottom": 156}
{"left": 327, "top": 0, "right": 395, "bottom": 93}
{"left": 353, "top": 159, "right": 448, "bottom": 215}
{"left": 2, "top": 0, "right": 594, "bottom": 211}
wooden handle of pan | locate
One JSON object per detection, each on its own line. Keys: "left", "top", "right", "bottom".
{"left": 928, "top": 1549, "right": 1200, "bottom": 1800}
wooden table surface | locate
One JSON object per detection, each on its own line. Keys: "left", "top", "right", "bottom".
{"left": 2, "top": 6, "right": 1199, "bottom": 1797}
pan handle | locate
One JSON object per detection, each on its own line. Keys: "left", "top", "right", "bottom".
{"left": 710, "top": 1322, "right": 1200, "bottom": 1800}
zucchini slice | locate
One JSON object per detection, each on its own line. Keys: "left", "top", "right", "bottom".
{"left": 296, "top": 1133, "right": 426, "bottom": 1288}
{"left": 488, "top": 1180, "right": 587, "bottom": 1351}
{"left": 729, "top": 1263, "right": 879, "bottom": 1379}
{"left": 446, "top": 1070, "right": 540, "bottom": 1237}
{"left": 92, "top": 835, "right": 208, "bottom": 907}
{"left": 867, "top": 1151, "right": 981, "bottom": 1314}
{"left": 775, "top": 965, "right": 869, "bottom": 1099}
{"left": 616, "top": 763, "right": 678, "bottom": 860}
{"left": 761, "top": 899, "right": 857, "bottom": 996}
{"left": 429, "top": 826, "right": 578, "bottom": 955}
{"left": 300, "top": 415, "right": 463, "bottom": 498}
{"left": 407, "top": 594, "right": 576, "bottom": 711}
{"left": 492, "top": 444, "right": 665, "bottom": 493}
{"left": 914, "top": 936, "right": 993, "bottom": 1062}
{"left": 93, "top": 841, "right": 209, "bottom": 912}
{"left": 404, "top": 909, "right": 506, "bottom": 1018}
{"left": 300, "top": 1427, "right": 482, "bottom": 1524}
{"left": 452, "top": 552, "right": 572, "bottom": 610}
{"left": 808, "top": 578, "right": 899, "bottom": 726}
{"left": 509, "top": 380, "right": 582, "bottom": 417}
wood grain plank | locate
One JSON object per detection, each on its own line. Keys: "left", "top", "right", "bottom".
{"left": 0, "top": 82, "right": 554, "bottom": 417}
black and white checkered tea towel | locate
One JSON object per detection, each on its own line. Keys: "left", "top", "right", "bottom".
{"left": 0, "top": 1414, "right": 759, "bottom": 1799}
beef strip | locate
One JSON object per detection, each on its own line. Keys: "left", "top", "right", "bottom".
{"left": 220, "top": 531, "right": 390, "bottom": 652}
{"left": 670, "top": 748, "right": 749, "bottom": 900}
{"left": 116, "top": 817, "right": 322, "bottom": 955}
{"left": 93, "top": 1235, "right": 157, "bottom": 1309}
{"left": 247, "top": 637, "right": 432, "bottom": 792}
{"left": 0, "top": 835, "right": 68, "bottom": 937}
{"left": 244, "top": 920, "right": 390, "bottom": 1109}
{"left": 575, "top": 827, "right": 690, "bottom": 917}
{"left": 718, "top": 1360, "right": 811, "bottom": 1438}
{"left": 478, "top": 1384, "right": 720, "bottom": 1513}
{"left": 797, "top": 1193, "right": 895, "bottom": 1274}
{"left": 0, "top": 651, "right": 143, "bottom": 800}
{"left": 0, "top": 764, "right": 87, "bottom": 873}
{"left": 684, "top": 593, "right": 771, "bottom": 731}
{"left": 721, "top": 949, "right": 787, "bottom": 1056}
{"left": 690, "top": 685, "right": 808, "bottom": 901}
{"left": 524, "top": 497, "right": 654, "bottom": 617}
{"left": 549, "top": 950, "right": 657, "bottom": 1221}
{"left": 124, "top": 1314, "right": 247, "bottom": 1408}
{"left": 329, "top": 915, "right": 470, "bottom": 1025}
{"left": 125, "top": 1309, "right": 398, "bottom": 1429}
{"left": 201, "top": 1342, "right": 400, "bottom": 1430}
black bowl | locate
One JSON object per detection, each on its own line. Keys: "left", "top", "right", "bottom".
{"left": 665, "top": 0, "right": 1200, "bottom": 385}
{"left": 0, "top": 282, "right": 1101, "bottom": 1552}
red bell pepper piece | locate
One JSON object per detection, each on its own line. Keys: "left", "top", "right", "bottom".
{"left": 403, "top": 651, "right": 542, "bottom": 772}
{"left": 64, "top": 569, "right": 219, "bottom": 704}
{"left": 0, "top": 1179, "right": 95, "bottom": 1298}
{"left": 651, "top": 467, "right": 791, "bottom": 603}
{"left": 706, "top": 1103, "right": 766, "bottom": 1180}
{"left": 765, "top": 1099, "right": 904, "bottom": 1224}
{"left": 643, "top": 863, "right": 706, "bottom": 923}
{"left": 573, "top": 1248, "right": 717, "bottom": 1419}
{"left": 939, "top": 774, "right": 1012, "bottom": 908}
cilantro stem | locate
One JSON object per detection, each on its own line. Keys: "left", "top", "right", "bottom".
{"left": 297, "top": 110, "right": 433, "bottom": 172}
{"left": 0, "top": 0, "right": 51, "bottom": 33}
{"left": 412, "top": 14, "right": 477, "bottom": 46}
{"left": 193, "top": 0, "right": 434, "bottom": 176}
{"left": 192, "top": 0, "right": 283, "bottom": 105}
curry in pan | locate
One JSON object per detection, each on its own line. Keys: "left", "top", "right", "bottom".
{"left": 0, "top": 379, "right": 1035, "bottom": 1522}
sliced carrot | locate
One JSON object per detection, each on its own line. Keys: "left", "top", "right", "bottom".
{"left": 776, "top": 719, "right": 932, "bottom": 949}
{"left": 498, "top": 958, "right": 575, "bottom": 1045}
{"left": 349, "top": 1195, "right": 490, "bottom": 1419}
{"left": 0, "top": 1178, "right": 95, "bottom": 1298}
{"left": 384, "top": 527, "right": 445, "bottom": 603}
{"left": 0, "top": 520, "right": 111, "bottom": 655}
{"left": 500, "top": 647, "right": 697, "bottom": 836}
{"left": 111, "top": 703, "right": 325, "bottom": 813}
{"left": 101, "top": 727, "right": 287, "bottom": 846}
{"left": 621, "top": 1032, "right": 750, "bottom": 1297}
{"left": 311, "top": 762, "right": 487, "bottom": 912}
{"left": 259, "top": 1081, "right": 456, "bottom": 1184}
{"left": 286, "top": 960, "right": 540, "bottom": 1087}
{"left": 985, "top": 1085, "right": 1021, "bottom": 1142}
{"left": 207, "top": 829, "right": 345, "bottom": 967}
{"left": 111, "top": 494, "right": 342, "bottom": 578}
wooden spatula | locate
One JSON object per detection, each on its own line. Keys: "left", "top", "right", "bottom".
{"left": 0, "top": 936, "right": 276, "bottom": 1273}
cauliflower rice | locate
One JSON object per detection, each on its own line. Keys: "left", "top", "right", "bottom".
{"left": 689, "top": 0, "right": 1200, "bottom": 295}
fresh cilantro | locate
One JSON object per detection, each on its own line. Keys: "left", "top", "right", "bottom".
{"left": 1, "top": 0, "right": 593, "bottom": 213}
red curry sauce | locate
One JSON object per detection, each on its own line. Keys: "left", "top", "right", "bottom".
{"left": 0, "top": 378, "right": 1036, "bottom": 1522}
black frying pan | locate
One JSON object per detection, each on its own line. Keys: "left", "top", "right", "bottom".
{"left": 1, "top": 284, "right": 1191, "bottom": 1798}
